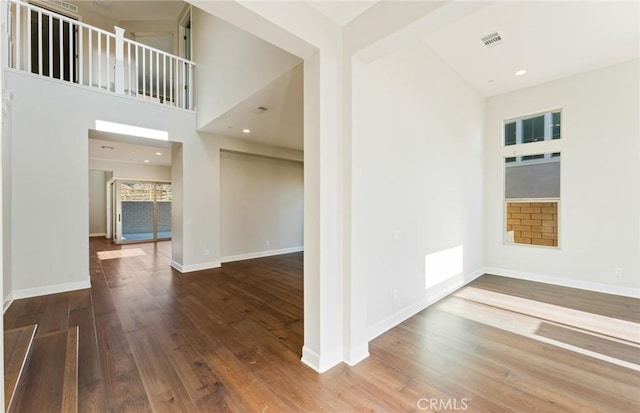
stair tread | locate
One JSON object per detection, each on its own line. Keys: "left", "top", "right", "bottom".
{"left": 9, "top": 326, "right": 79, "bottom": 413}
{"left": 4, "top": 324, "right": 38, "bottom": 411}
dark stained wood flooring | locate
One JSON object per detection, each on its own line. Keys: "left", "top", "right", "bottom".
{"left": 4, "top": 237, "right": 639, "bottom": 412}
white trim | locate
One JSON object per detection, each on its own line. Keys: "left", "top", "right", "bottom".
{"left": 171, "top": 260, "right": 221, "bottom": 273}
{"left": 89, "top": 233, "right": 107, "bottom": 237}
{"left": 221, "top": 246, "right": 304, "bottom": 263}
{"left": 301, "top": 346, "right": 342, "bottom": 373}
{"left": 343, "top": 343, "right": 369, "bottom": 366}
{"left": 484, "top": 267, "right": 640, "bottom": 299}
{"left": 3, "top": 292, "right": 14, "bottom": 314}
{"left": 367, "top": 268, "right": 485, "bottom": 341}
{"left": 12, "top": 279, "right": 91, "bottom": 300}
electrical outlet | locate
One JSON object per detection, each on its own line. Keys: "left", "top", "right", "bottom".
{"left": 266, "top": 239, "right": 270, "bottom": 246}
{"left": 204, "top": 249, "right": 210, "bottom": 256}
{"left": 393, "top": 289, "right": 398, "bottom": 300}
{"left": 614, "top": 268, "right": 623, "bottom": 278}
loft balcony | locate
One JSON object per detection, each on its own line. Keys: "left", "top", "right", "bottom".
{"left": 4, "top": 0, "right": 195, "bottom": 111}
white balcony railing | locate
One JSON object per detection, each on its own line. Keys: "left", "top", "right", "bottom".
{"left": 5, "top": 0, "right": 195, "bottom": 110}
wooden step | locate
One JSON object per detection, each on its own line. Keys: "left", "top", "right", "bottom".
{"left": 4, "top": 324, "right": 38, "bottom": 411}
{"left": 9, "top": 327, "right": 79, "bottom": 413}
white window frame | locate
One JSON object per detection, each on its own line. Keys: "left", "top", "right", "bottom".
{"left": 502, "top": 108, "right": 563, "bottom": 249}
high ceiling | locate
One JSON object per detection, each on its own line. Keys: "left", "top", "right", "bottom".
{"left": 306, "top": 1, "right": 378, "bottom": 26}
{"left": 73, "top": 0, "right": 185, "bottom": 22}
{"left": 422, "top": 1, "right": 640, "bottom": 97}
{"left": 88, "top": 134, "right": 172, "bottom": 166}
{"left": 202, "top": 63, "right": 304, "bottom": 151}
{"left": 78, "top": 1, "right": 638, "bottom": 155}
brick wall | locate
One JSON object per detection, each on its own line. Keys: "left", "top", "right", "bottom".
{"left": 158, "top": 201, "right": 171, "bottom": 232}
{"left": 122, "top": 201, "right": 154, "bottom": 234}
{"left": 506, "top": 201, "right": 558, "bottom": 247}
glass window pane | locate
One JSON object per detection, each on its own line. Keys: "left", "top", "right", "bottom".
{"left": 505, "top": 122, "right": 516, "bottom": 146}
{"left": 522, "top": 115, "right": 544, "bottom": 143}
{"left": 505, "top": 153, "right": 560, "bottom": 199}
{"left": 521, "top": 154, "right": 545, "bottom": 161}
{"left": 506, "top": 201, "right": 558, "bottom": 247}
{"left": 552, "top": 112, "right": 561, "bottom": 139}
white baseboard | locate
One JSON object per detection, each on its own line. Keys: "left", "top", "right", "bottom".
{"left": 89, "top": 233, "right": 107, "bottom": 237}
{"left": 12, "top": 279, "right": 92, "bottom": 300}
{"left": 367, "top": 268, "right": 485, "bottom": 342}
{"left": 3, "top": 292, "right": 14, "bottom": 314}
{"left": 484, "top": 267, "right": 640, "bottom": 299}
{"left": 343, "top": 343, "right": 370, "bottom": 366}
{"left": 171, "top": 260, "right": 221, "bottom": 273}
{"left": 221, "top": 246, "right": 304, "bottom": 263}
{"left": 301, "top": 345, "right": 343, "bottom": 373}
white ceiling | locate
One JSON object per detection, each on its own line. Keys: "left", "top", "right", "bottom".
{"left": 88, "top": 135, "right": 172, "bottom": 166}
{"left": 81, "top": 1, "right": 639, "bottom": 157}
{"left": 74, "top": 0, "right": 185, "bottom": 22}
{"left": 306, "top": 1, "right": 378, "bottom": 26}
{"left": 202, "top": 63, "right": 304, "bottom": 151}
{"left": 422, "top": 1, "right": 640, "bottom": 97}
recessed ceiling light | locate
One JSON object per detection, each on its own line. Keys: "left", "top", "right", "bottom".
{"left": 155, "top": 152, "right": 162, "bottom": 156}
{"left": 515, "top": 69, "right": 527, "bottom": 76}
{"left": 242, "top": 129, "right": 251, "bottom": 134}
{"left": 144, "top": 160, "right": 150, "bottom": 163}
{"left": 488, "top": 79, "right": 495, "bottom": 83}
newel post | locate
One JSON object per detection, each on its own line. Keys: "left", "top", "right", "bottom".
{"left": 114, "top": 26, "right": 125, "bottom": 95}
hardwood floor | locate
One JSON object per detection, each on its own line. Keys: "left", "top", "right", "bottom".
{"left": 4, "top": 237, "right": 639, "bottom": 412}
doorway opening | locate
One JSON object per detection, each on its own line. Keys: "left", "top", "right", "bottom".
{"left": 112, "top": 180, "right": 172, "bottom": 243}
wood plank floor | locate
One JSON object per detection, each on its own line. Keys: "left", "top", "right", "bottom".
{"left": 4, "top": 237, "right": 639, "bottom": 412}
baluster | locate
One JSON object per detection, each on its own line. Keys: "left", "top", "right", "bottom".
{"left": 188, "top": 63, "right": 193, "bottom": 110}
{"left": 16, "top": 2, "right": 21, "bottom": 70}
{"left": 135, "top": 45, "right": 140, "bottom": 96}
{"left": 149, "top": 50, "right": 153, "bottom": 99}
{"left": 27, "top": 8, "right": 31, "bottom": 72}
{"left": 68, "top": 20, "right": 73, "bottom": 81}
{"left": 155, "top": 51, "right": 160, "bottom": 101}
{"left": 127, "top": 41, "right": 131, "bottom": 95}
{"left": 88, "top": 28, "right": 93, "bottom": 87}
{"left": 169, "top": 57, "right": 173, "bottom": 106}
{"left": 106, "top": 34, "right": 110, "bottom": 90}
{"left": 142, "top": 46, "right": 146, "bottom": 98}
{"left": 163, "top": 54, "right": 166, "bottom": 104}
{"left": 79, "top": 26, "right": 83, "bottom": 85}
{"left": 97, "top": 33, "right": 101, "bottom": 88}
{"left": 49, "top": 14, "right": 53, "bottom": 77}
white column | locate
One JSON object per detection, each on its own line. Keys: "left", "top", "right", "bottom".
{"left": 114, "top": 26, "right": 125, "bottom": 94}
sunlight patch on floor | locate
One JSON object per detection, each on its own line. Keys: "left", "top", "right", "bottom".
{"left": 439, "top": 287, "right": 640, "bottom": 371}
{"left": 97, "top": 248, "right": 146, "bottom": 260}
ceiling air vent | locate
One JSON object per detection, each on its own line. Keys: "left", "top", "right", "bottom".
{"left": 481, "top": 32, "right": 502, "bottom": 48}
{"left": 43, "top": 0, "right": 79, "bottom": 14}
{"left": 251, "top": 106, "right": 268, "bottom": 114}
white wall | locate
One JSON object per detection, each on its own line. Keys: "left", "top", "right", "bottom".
{"left": 5, "top": 70, "right": 201, "bottom": 297}
{"left": 88, "top": 159, "right": 171, "bottom": 181}
{"left": 2, "top": 90, "right": 13, "bottom": 310}
{"left": 351, "top": 40, "right": 485, "bottom": 338}
{"left": 88, "top": 169, "right": 106, "bottom": 235}
{"left": 191, "top": 7, "right": 302, "bottom": 129}
{"left": 484, "top": 59, "right": 640, "bottom": 295}
{"left": 220, "top": 151, "right": 303, "bottom": 260}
